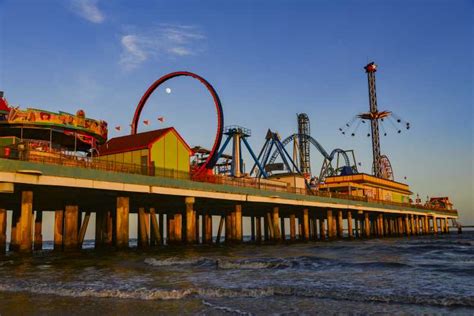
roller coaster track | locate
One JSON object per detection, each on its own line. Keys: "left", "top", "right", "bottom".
{"left": 268, "top": 133, "right": 351, "bottom": 168}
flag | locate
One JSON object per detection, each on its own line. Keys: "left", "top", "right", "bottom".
{"left": 115, "top": 126, "right": 121, "bottom": 131}
{"left": 143, "top": 120, "right": 149, "bottom": 125}
{"left": 158, "top": 116, "right": 165, "bottom": 123}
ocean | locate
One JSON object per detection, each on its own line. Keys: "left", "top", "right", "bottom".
{"left": 0, "top": 232, "right": 473, "bottom": 315}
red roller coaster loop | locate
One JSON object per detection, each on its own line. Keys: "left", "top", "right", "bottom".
{"left": 131, "top": 71, "right": 224, "bottom": 175}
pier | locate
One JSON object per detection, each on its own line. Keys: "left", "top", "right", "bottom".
{"left": 0, "top": 157, "right": 458, "bottom": 253}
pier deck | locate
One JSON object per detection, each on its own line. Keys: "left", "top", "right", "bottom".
{"left": 0, "top": 158, "right": 458, "bottom": 253}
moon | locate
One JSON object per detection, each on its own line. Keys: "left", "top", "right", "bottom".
{"left": 165, "top": 87, "right": 172, "bottom": 94}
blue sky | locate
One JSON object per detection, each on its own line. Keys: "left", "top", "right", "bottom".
{"left": 0, "top": 0, "right": 472, "bottom": 225}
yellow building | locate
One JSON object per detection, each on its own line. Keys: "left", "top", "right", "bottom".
{"left": 98, "top": 127, "right": 192, "bottom": 174}
{"left": 319, "top": 173, "right": 412, "bottom": 203}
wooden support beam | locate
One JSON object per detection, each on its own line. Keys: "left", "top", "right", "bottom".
{"left": 95, "top": 210, "right": 113, "bottom": 249}
{"left": 78, "top": 211, "right": 91, "bottom": 248}
{"left": 266, "top": 212, "right": 275, "bottom": 240}
{"left": 54, "top": 210, "right": 63, "bottom": 251}
{"left": 280, "top": 217, "right": 286, "bottom": 241}
{"left": 167, "top": 215, "right": 175, "bottom": 244}
{"left": 256, "top": 216, "right": 262, "bottom": 242}
{"left": 364, "top": 212, "right": 370, "bottom": 238}
{"left": 174, "top": 213, "right": 183, "bottom": 242}
{"left": 193, "top": 210, "right": 199, "bottom": 244}
{"left": 216, "top": 216, "right": 224, "bottom": 244}
{"left": 138, "top": 207, "right": 149, "bottom": 248}
{"left": 432, "top": 216, "right": 438, "bottom": 234}
{"left": 298, "top": 216, "right": 303, "bottom": 240}
{"left": 19, "top": 191, "right": 33, "bottom": 253}
{"left": 290, "top": 214, "right": 296, "bottom": 241}
{"left": 272, "top": 207, "right": 281, "bottom": 241}
{"left": 33, "top": 211, "right": 43, "bottom": 251}
{"left": 327, "top": 210, "right": 334, "bottom": 239}
{"left": 185, "top": 197, "right": 195, "bottom": 243}
{"left": 0, "top": 209, "right": 6, "bottom": 254}
{"left": 312, "top": 216, "right": 318, "bottom": 241}
{"left": 337, "top": 210, "right": 343, "bottom": 238}
{"left": 115, "top": 196, "right": 129, "bottom": 249}
{"left": 225, "top": 212, "right": 232, "bottom": 242}
{"left": 397, "top": 217, "right": 403, "bottom": 236}
{"left": 354, "top": 216, "right": 359, "bottom": 238}
{"left": 231, "top": 210, "right": 236, "bottom": 241}
{"left": 319, "top": 218, "right": 326, "bottom": 240}
{"left": 347, "top": 211, "right": 353, "bottom": 238}
{"left": 64, "top": 205, "right": 79, "bottom": 250}
{"left": 264, "top": 213, "right": 270, "bottom": 241}
{"left": 204, "top": 213, "right": 212, "bottom": 243}
{"left": 250, "top": 216, "right": 255, "bottom": 242}
{"left": 404, "top": 215, "right": 411, "bottom": 236}
{"left": 303, "top": 209, "right": 309, "bottom": 241}
{"left": 9, "top": 209, "right": 20, "bottom": 252}
{"left": 235, "top": 205, "right": 242, "bottom": 242}
{"left": 149, "top": 208, "right": 161, "bottom": 246}
{"left": 159, "top": 213, "right": 164, "bottom": 245}
{"left": 378, "top": 214, "right": 384, "bottom": 237}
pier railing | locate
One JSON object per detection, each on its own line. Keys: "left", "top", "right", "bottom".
{"left": 0, "top": 146, "right": 458, "bottom": 215}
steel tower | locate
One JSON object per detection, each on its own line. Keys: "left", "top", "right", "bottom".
{"left": 297, "top": 113, "right": 311, "bottom": 176}
{"left": 364, "top": 62, "right": 383, "bottom": 178}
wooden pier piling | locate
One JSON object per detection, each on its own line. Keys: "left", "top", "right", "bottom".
{"left": 34, "top": 211, "right": 43, "bottom": 251}
{"left": 347, "top": 211, "right": 353, "bottom": 238}
{"left": 18, "top": 191, "right": 33, "bottom": 252}
{"left": 0, "top": 208, "right": 6, "bottom": 253}
{"left": 115, "top": 196, "right": 129, "bottom": 249}
{"left": 337, "top": 210, "right": 343, "bottom": 238}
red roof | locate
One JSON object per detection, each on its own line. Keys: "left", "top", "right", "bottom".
{"left": 0, "top": 98, "right": 10, "bottom": 113}
{"left": 98, "top": 127, "right": 192, "bottom": 156}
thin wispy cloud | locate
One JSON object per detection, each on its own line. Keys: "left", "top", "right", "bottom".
{"left": 119, "top": 25, "right": 206, "bottom": 70}
{"left": 70, "top": 0, "right": 105, "bottom": 24}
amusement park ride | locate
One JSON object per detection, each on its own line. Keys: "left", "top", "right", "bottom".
{"left": 0, "top": 63, "right": 426, "bottom": 203}
{"left": 339, "top": 62, "right": 411, "bottom": 180}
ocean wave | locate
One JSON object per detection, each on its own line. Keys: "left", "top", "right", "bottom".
{"left": 202, "top": 300, "right": 252, "bottom": 315}
{"left": 217, "top": 259, "right": 290, "bottom": 270}
{"left": 144, "top": 257, "right": 215, "bottom": 267}
{"left": 0, "top": 282, "right": 472, "bottom": 308}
